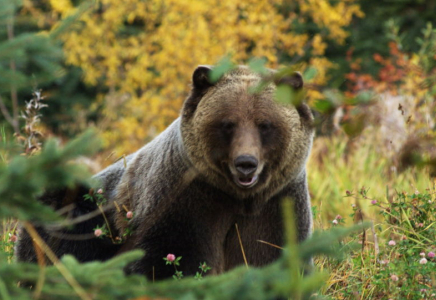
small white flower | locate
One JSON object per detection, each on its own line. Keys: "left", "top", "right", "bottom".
{"left": 332, "top": 219, "right": 338, "bottom": 225}
{"left": 420, "top": 258, "right": 428, "bottom": 264}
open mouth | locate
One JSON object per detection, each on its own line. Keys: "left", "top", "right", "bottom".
{"left": 235, "top": 174, "right": 259, "bottom": 188}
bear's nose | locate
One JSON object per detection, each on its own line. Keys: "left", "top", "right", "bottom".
{"left": 234, "top": 155, "right": 258, "bottom": 176}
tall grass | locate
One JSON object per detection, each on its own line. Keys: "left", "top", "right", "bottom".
{"left": 309, "top": 133, "right": 433, "bottom": 229}
{"left": 0, "top": 126, "right": 18, "bottom": 261}
{"left": 308, "top": 127, "right": 435, "bottom": 298}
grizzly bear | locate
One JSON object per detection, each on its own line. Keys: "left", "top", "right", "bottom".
{"left": 16, "top": 65, "right": 315, "bottom": 280}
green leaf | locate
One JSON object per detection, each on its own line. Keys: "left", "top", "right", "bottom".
{"left": 275, "top": 85, "right": 293, "bottom": 105}
{"left": 275, "top": 85, "right": 304, "bottom": 106}
{"left": 314, "top": 100, "right": 335, "bottom": 113}
{"left": 303, "top": 67, "right": 317, "bottom": 81}
{"left": 354, "top": 91, "right": 375, "bottom": 104}
{"left": 210, "top": 55, "right": 235, "bottom": 83}
{"left": 248, "top": 57, "right": 268, "bottom": 75}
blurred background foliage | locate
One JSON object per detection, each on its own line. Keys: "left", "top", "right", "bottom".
{"left": 2, "top": 0, "right": 365, "bottom": 152}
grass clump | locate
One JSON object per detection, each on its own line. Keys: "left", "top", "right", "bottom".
{"left": 322, "top": 185, "right": 436, "bottom": 299}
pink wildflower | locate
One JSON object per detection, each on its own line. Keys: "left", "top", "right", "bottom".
{"left": 420, "top": 252, "right": 426, "bottom": 257}
{"left": 97, "top": 188, "right": 103, "bottom": 194}
{"left": 9, "top": 234, "right": 17, "bottom": 242}
{"left": 371, "top": 200, "right": 377, "bottom": 205}
{"left": 126, "top": 211, "right": 133, "bottom": 219}
{"left": 428, "top": 252, "right": 435, "bottom": 258}
{"left": 332, "top": 219, "right": 338, "bottom": 225}
{"left": 335, "top": 215, "right": 342, "bottom": 220}
{"left": 420, "top": 258, "right": 428, "bottom": 264}
{"left": 390, "top": 274, "right": 399, "bottom": 281}
{"left": 167, "top": 254, "right": 176, "bottom": 262}
{"left": 94, "top": 229, "right": 102, "bottom": 237}
{"left": 388, "top": 240, "right": 396, "bottom": 246}
{"left": 418, "top": 223, "right": 424, "bottom": 228}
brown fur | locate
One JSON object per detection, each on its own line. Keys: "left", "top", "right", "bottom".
{"left": 16, "top": 65, "right": 314, "bottom": 280}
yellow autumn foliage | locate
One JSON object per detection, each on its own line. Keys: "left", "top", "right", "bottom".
{"left": 29, "top": 0, "right": 362, "bottom": 157}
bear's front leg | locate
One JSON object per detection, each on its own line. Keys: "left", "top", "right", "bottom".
{"left": 124, "top": 198, "right": 234, "bottom": 280}
{"left": 126, "top": 222, "right": 226, "bottom": 279}
{"left": 224, "top": 174, "right": 312, "bottom": 270}
{"left": 15, "top": 185, "right": 121, "bottom": 263}
{"left": 287, "top": 174, "right": 312, "bottom": 243}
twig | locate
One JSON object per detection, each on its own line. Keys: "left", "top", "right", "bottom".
{"left": 235, "top": 223, "right": 248, "bottom": 269}
{"left": 257, "top": 240, "right": 283, "bottom": 250}
{"left": 370, "top": 222, "right": 379, "bottom": 257}
{"left": 44, "top": 202, "right": 112, "bottom": 230}
{"left": 7, "top": 19, "right": 19, "bottom": 133}
{"left": 98, "top": 204, "right": 116, "bottom": 243}
{"left": 32, "top": 237, "right": 46, "bottom": 299}
{"left": 23, "top": 222, "right": 92, "bottom": 300}
{"left": 0, "top": 94, "right": 15, "bottom": 129}
{"left": 39, "top": 231, "right": 97, "bottom": 241}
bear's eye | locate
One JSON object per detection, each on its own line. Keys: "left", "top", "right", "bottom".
{"left": 221, "top": 121, "right": 236, "bottom": 135}
{"left": 258, "top": 121, "right": 273, "bottom": 133}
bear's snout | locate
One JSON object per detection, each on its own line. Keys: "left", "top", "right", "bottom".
{"left": 234, "top": 155, "right": 258, "bottom": 176}
{"left": 232, "top": 155, "right": 260, "bottom": 188}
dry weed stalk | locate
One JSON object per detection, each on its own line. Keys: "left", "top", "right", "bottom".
{"left": 15, "top": 90, "right": 47, "bottom": 155}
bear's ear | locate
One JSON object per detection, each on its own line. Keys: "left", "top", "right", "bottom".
{"left": 192, "top": 65, "right": 214, "bottom": 90}
{"left": 276, "top": 72, "right": 313, "bottom": 122}
{"left": 183, "top": 65, "right": 215, "bottom": 119}
{"left": 275, "top": 71, "right": 303, "bottom": 90}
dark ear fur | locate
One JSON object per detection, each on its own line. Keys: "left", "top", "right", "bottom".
{"left": 182, "top": 65, "right": 215, "bottom": 119}
{"left": 276, "top": 71, "right": 313, "bottom": 122}
{"left": 275, "top": 71, "right": 304, "bottom": 90}
{"left": 193, "top": 65, "right": 214, "bottom": 89}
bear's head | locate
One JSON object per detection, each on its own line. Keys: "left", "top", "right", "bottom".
{"left": 181, "top": 65, "right": 314, "bottom": 207}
